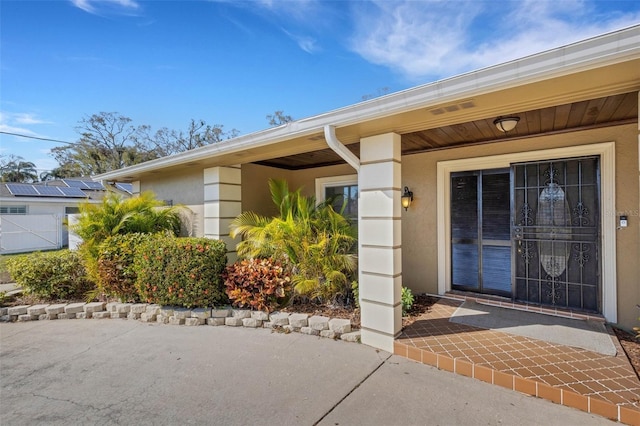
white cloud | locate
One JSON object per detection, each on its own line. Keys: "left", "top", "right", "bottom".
{"left": 0, "top": 123, "right": 38, "bottom": 136}
{"left": 0, "top": 111, "right": 54, "bottom": 138}
{"left": 282, "top": 29, "right": 319, "bottom": 53}
{"left": 70, "top": 0, "right": 140, "bottom": 15}
{"left": 255, "top": 0, "right": 320, "bottom": 21}
{"left": 349, "top": 1, "right": 483, "bottom": 79}
{"left": 70, "top": 0, "right": 95, "bottom": 13}
{"left": 465, "top": 0, "right": 640, "bottom": 72}
{"left": 0, "top": 112, "right": 64, "bottom": 173}
{"left": 348, "top": 0, "right": 640, "bottom": 81}
{"left": 114, "top": 0, "right": 139, "bottom": 8}
{"left": 220, "top": 0, "right": 327, "bottom": 53}
{"left": 13, "top": 113, "right": 52, "bottom": 126}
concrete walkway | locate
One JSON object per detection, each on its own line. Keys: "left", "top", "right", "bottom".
{"left": 1, "top": 320, "right": 608, "bottom": 425}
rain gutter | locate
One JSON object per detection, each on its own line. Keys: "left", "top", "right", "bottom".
{"left": 324, "top": 125, "right": 360, "bottom": 172}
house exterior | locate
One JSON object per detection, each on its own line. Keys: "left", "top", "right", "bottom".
{"left": 95, "top": 26, "right": 640, "bottom": 353}
{"left": 0, "top": 179, "right": 132, "bottom": 254}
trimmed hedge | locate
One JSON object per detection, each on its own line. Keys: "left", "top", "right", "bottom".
{"left": 96, "top": 233, "right": 156, "bottom": 302}
{"left": 6, "top": 250, "right": 95, "bottom": 300}
{"left": 135, "top": 236, "right": 228, "bottom": 308}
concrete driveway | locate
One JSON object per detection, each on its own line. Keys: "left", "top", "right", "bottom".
{"left": 1, "top": 320, "right": 609, "bottom": 425}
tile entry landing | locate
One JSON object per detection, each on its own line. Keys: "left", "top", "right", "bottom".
{"left": 394, "top": 298, "right": 640, "bottom": 425}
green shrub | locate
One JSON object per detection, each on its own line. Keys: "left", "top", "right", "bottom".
{"left": 230, "top": 179, "right": 357, "bottom": 305}
{"left": 72, "top": 191, "right": 183, "bottom": 284}
{"left": 6, "top": 250, "right": 95, "bottom": 300}
{"left": 223, "top": 258, "right": 292, "bottom": 312}
{"left": 96, "top": 233, "right": 155, "bottom": 302}
{"left": 349, "top": 282, "right": 412, "bottom": 314}
{"left": 401, "top": 286, "right": 414, "bottom": 316}
{"left": 135, "top": 236, "right": 227, "bottom": 308}
{"left": 350, "top": 280, "right": 359, "bottom": 308}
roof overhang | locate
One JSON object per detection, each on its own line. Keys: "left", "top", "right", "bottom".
{"left": 95, "top": 25, "right": 640, "bottom": 182}
{"left": 0, "top": 196, "right": 101, "bottom": 204}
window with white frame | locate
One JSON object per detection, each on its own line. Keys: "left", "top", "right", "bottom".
{"left": 315, "top": 175, "right": 358, "bottom": 218}
{"left": 0, "top": 205, "right": 27, "bottom": 214}
{"left": 64, "top": 207, "right": 80, "bottom": 215}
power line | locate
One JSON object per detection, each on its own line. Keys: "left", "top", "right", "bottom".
{"left": 0, "top": 131, "right": 78, "bottom": 145}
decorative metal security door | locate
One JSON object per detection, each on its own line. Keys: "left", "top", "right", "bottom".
{"left": 512, "top": 157, "right": 601, "bottom": 312}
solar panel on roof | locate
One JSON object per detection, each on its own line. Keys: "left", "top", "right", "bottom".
{"left": 6, "top": 183, "right": 39, "bottom": 196}
{"left": 84, "top": 181, "right": 104, "bottom": 190}
{"left": 58, "top": 187, "right": 87, "bottom": 197}
{"left": 35, "top": 186, "right": 64, "bottom": 196}
{"left": 115, "top": 183, "right": 133, "bottom": 194}
{"left": 63, "top": 179, "right": 89, "bottom": 188}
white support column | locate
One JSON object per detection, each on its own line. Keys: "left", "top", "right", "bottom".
{"left": 358, "top": 133, "right": 402, "bottom": 353}
{"left": 203, "top": 165, "right": 242, "bottom": 263}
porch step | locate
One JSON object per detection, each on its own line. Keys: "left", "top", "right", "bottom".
{"left": 442, "top": 291, "right": 605, "bottom": 322}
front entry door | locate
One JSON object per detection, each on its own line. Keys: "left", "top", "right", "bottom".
{"left": 450, "top": 156, "right": 601, "bottom": 313}
{"left": 512, "top": 157, "right": 601, "bottom": 312}
{"left": 451, "top": 169, "right": 511, "bottom": 295}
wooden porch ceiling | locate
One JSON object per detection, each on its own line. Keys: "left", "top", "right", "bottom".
{"left": 256, "top": 91, "right": 638, "bottom": 170}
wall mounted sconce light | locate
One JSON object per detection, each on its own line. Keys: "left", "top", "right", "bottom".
{"left": 493, "top": 116, "right": 520, "bottom": 133}
{"left": 401, "top": 186, "right": 413, "bottom": 211}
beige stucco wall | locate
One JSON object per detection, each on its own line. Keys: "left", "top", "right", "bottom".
{"left": 134, "top": 162, "right": 358, "bottom": 238}
{"left": 402, "top": 123, "right": 639, "bottom": 330}
{"left": 290, "top": 164, "right": 357, "bottom": 197}
{"left": 240, "top": 163, "right": 357, "bottom": 216}
{"left": 241, "top": 163, "right": 292, "bottom": 217}
{"left": 139, "top": 167, "right": 205, "bottom": 237}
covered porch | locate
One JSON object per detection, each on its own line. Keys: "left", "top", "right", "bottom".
{"left": 95, "top": 26, "right": 640, "bottom": 354}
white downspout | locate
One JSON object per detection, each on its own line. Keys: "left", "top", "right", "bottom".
{"left": 324, "top": 125, "right": 360, "bottom": 171}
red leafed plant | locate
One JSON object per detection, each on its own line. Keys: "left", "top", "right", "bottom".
{"left": 222, "top": 258, "right": 292, "bottom": 312}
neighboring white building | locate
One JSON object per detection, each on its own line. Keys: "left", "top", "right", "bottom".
{"left": 0, "top": 179, "right": 132, "bottom": 254}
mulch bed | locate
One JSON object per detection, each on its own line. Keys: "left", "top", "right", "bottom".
{"left": 402, "top": 294, "right": 438, "bottom": 327}
{"left": 614, "top": 327, "right": 640, "bottom": 379}
{"left": 281, "top": 294, "right": 439, "bottom": 331}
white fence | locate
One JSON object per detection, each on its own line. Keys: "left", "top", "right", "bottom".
{"left": 0, "top": 214, "right": 63, "bottom": 254}
{"left": 67, "top": 214, "right": 82, "bottom": 250}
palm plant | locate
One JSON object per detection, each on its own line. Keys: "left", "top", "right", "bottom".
{"left": 71, "top": 191, "right": 183, "bottom": 294}
{"left": 230, "top": 179, "right": 357, "bottom": 305}
{"left": 0, "top": 157, "right": 38, "bottom": 183}
{"left": 72, "top": 191, "right": 181, "bottom": 252}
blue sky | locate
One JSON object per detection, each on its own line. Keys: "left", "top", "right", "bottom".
{"left": 1, "top": 0, "right": 639, "bottom": 175}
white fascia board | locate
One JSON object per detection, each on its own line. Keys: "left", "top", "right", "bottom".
{"left": 310, "top": 24, "right": 640, "bottom": 128}
{"left": 0, "top": 196, "right": 101, "bottom": 205}
{"left": 95, "top": 25, "right": 640, "bottom": 182}
{"left": 94, "top": 123, "right": 324, "bottom": 181}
